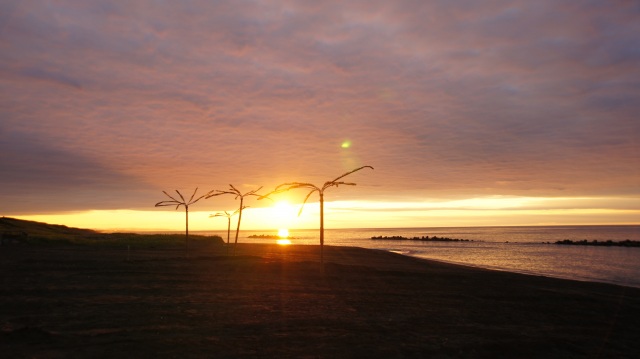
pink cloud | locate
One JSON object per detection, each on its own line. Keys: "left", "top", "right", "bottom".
{"left": 0, "top": 0, "right": 638, "bottom": 214}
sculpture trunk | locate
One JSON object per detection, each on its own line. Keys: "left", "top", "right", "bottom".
{"left": 234, "top": 198, "right": 244, "bottom": 255}
{"left": 319, "top": 192, "right": 324, "bottom": 264}
{"left": 185, "top": 206, "right": 189, "bottom": 256}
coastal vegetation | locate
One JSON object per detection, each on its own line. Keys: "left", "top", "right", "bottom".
{"left": 1, "top": 216, "right": 96, "bottom": 241}
{"left": 0, "top": 216, "right": 222, "bottom": 248}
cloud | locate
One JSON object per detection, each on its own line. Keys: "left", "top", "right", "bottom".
{"left": 0, "top": 0, "right": 638, "bottom": 217}
{"left": 18, "top": 67, "right": 83, "bottom": 89}
{"left": 0, "top": 129, "right": 154, "bottom": 213}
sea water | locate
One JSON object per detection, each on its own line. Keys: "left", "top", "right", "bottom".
{"left": 200, "top": 226, "right": 640, "bottom": 288}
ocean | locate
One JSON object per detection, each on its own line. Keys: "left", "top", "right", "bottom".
{"left": 195, "top": 225, "right": 640, "bottom": 288}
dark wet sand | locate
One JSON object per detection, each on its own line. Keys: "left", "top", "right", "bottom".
{"left": 1, "top": 243, "right": 639, "bottom": 358}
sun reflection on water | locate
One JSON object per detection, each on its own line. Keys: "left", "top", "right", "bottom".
{"left": 276, "top": 228, "right": 291, "bottom": 245}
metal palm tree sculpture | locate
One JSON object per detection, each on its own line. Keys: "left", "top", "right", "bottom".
{"left": 262, "top": 165, "right": 373, "bottom": 264}
{"left": 210, "top": 208, "right": 243, "bottom": 246}
{"left": 206, "top": 185, "right": 263, "bottom": 254}
{"left": 155, "top": 188, "right": 206, "bottom": 255}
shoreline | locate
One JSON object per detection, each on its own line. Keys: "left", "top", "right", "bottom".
{"left": 90, "top": 225, "right": 640, "bottom": 288}
{"left": 403, "top": 251, "right": 640, "bottom": 290}
{"left": 1, "top": 243, "right": 639, "bottom": 357}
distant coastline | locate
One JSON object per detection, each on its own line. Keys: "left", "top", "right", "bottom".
{"left": 371, "top": 235, "right": 473, "bottom": 242}
{"left": 554, "top": 239, "right": 640, "bottom": 247}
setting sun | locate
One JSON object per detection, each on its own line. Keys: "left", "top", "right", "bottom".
{"left": 278, "top": 228, "right": 289, "bottom": 238}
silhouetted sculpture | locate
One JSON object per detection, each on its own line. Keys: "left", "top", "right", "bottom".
{"left": 262, "top": 165, "right": 373, "bottom": 264}
{"left": 155, "top": 188, "right": 205, "bottom": 256}
{"left": 206, "top": 185, "right": 263, "bottom": 254}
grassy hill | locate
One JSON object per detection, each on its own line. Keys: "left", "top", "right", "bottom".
{"left": 0, "top": 217, "right": 223, "bottom": 248}
{"left": 1, "top": 216, "right": 100, "bottom": 240}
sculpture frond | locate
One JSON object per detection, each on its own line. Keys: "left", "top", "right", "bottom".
{"left": 175, "top": 190, "right": 186, "bottom": 203}
{"left": 330, "top": 165, "right": 374, "bottom": 183}
{"left": 155, "top": 200, "right": 181, "bottom": 208}
{"left": 161, "top": 190, "right": 180, "bottom": 202}
{"left": 188, "top": 188, "right": 198, "bottom": 203}
{"left": 295, "top": 189, "right": 320, "bottom": 216}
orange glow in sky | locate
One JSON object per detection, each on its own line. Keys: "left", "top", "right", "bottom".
{"left": 2, "top": 2, "right": 638, "bottom": 230}
{"left": 14, "top": 196, "right": 640, "bottom": 232}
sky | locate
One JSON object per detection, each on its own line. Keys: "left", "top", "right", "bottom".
{"left": 1, "top": 0, "right": 639, "bottom": 231}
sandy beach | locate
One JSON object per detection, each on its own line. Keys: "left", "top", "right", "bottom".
{"left": 1, "top": 242, "right": 639, "bottom": 358}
